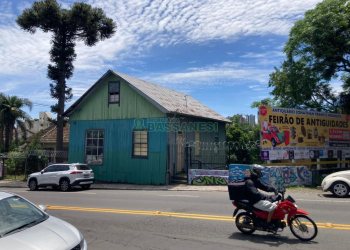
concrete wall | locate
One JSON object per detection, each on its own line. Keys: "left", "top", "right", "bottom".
{"left": 189, "top": 165, "right": 312, "bottom": 189}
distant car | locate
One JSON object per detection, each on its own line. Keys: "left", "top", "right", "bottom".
{"left": 321, "top": 170, "right": 350, "bottom": 198}
{"left": 0, "top": 191, "right": 87, "bottom": 250}
{"left": 27, "top": 163, "right": 94, "bottom": 192}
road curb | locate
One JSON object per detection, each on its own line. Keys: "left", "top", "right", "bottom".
{"left": 0, "top": 181, "right": 227, "bottom": 192}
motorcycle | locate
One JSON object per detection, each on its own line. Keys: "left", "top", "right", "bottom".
{"left": 232, "top": 191, "right": 318, "bottom": 241}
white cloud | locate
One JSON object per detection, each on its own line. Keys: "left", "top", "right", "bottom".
{"left": 142, "top": 61, "right": 271, "bottom": 88}
{"left": 241, "top": 51, "right": 284, "bottom": 59}
{"left": 0, "top": 26, "right": 51, "bottom": 74}
{"left": 0, "top": 0, "right": 321, "bottom": 75}
{"left": 88, "top": 0, "right": 321, "bottom": 43}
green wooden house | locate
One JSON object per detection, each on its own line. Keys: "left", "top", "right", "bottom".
{"left": 64, "top": 70, "right": 229, "bottom": 185}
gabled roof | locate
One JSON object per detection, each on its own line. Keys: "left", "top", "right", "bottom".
{"left": 40, "top": 124, "right": 70, "bottom": 145}
{"left": 65, "top": 70, "right": 230, "bottom": 122}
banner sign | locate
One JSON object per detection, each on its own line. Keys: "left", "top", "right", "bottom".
{"left": 259, "top": 106, "right": 350, "bottom": 160}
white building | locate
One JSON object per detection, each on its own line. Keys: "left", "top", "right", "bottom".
{"left": 246, "top": 114, "right": 256, "bottom": 126}
{"left": 236, "top": 114, "right": 256, "bottom": 126}
{"left": 18, "top": 112, "right": 52, "bottom": 140}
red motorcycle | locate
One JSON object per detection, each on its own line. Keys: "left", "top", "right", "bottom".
{"left": 232, "top": 192, "right": 318, "bottom": 241}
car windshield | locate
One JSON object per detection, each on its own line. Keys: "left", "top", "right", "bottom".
{"left": 0, "top": 196, "right": 48, "bottom": 237}
{"left": 75, "top": 165, "right": 91, "bottom": 170}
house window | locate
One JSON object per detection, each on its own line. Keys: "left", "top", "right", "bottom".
{"left": 109, "top": 81, "right": 120, "bottom": 104}
{"left": 132, "top": 130, "right": 148, "bottom": 158}
{"left": 85, "top": 129, "right": 104, "bottom": 165}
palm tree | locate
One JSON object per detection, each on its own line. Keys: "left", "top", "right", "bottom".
{"left": 0, "top": 95, "right": 33, "bottom": 152}
{"left": 17, "top": 0, "right": 116, "bottom": 152}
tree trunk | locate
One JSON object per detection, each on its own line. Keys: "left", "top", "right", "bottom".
{"left": 0, "top": 125, "right": 3, "bottom": 152}
{"left": 4, "top": 122, "right": 14, "bottom": 152}
{"left": 54, "top": 31, "right": 68, "bottom": 157}
{"left": 56, "top": 75, "right": 65, "bottom": 154}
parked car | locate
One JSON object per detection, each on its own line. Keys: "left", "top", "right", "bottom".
{"left": 321, "top": 170, "right": 350, "bottom": 198}
{"left": 27, "top": 163, "right": 94, "bottom": 192}
{"left": 0, "top": 191, "right": 87, "bottom": 250}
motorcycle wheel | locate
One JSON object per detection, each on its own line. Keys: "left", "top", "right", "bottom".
{"left": 235, "top": 212, "right": 256, "bottom": 234}
{"left": 289, "top": 215, "right": 318, "bottom": 241}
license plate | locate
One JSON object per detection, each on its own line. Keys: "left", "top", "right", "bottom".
{"left": 84, "top": 174, "right": 90, "bottom": 178}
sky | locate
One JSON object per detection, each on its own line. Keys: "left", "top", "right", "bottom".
{"left": 0, "top": 0, "right": 324, "bottom": 120}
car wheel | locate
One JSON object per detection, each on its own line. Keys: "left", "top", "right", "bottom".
{"left": 59, "top": 179, "right": 70, "bottom": 192}
{"left": 331, "top": 181, "right": 349, "bottom": 198}
{"left": 81, "top": 184, "right": 91, "bottom": 190}
{"left": 28, "top": 179, "right": 38, "bottom": 191}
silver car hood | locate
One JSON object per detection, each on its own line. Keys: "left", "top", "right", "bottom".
{"left": 0, "top": 216, "right": 81, "bottom": 250}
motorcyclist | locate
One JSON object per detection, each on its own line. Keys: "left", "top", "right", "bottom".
{"left": 244, "top": 165, "right": 280, "bottom": 223}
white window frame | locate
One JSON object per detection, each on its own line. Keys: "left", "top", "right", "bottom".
{"left": 85, "top": 129, "right": 104, "bottom": 165}
{"left": 132, "top": 130, "right": 148, "bottom": 158}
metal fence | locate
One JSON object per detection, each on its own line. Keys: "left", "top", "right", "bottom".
{"left": 0, "top": 150, "right": 68, "bottom": 180}
{"left": 184, "top": 140, "right": 260, "bottom": 171}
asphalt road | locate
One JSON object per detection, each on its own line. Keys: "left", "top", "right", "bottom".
{"left": 1, "top": 187, "right": 350, "bottom": 250}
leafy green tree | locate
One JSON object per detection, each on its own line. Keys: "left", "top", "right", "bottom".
{"left": 269, "top": 0, "right": 350, "bottom": 113}
{"left": 17, "top": 0, "right": 116, "bottom": 151}
{"left": 0, "top": 95, "right": 33, "bottom": 152}
{"left": 226, "top": 115, "right": 261, "bottom": 164}
{"left": 250, "top": 98, "right": 279, "bottom": 109}
{"left": 269, "top": 60, "right": 337, "bottom": 112}
{"left": 5, "top": 151, "right": 25, "bottom": 177}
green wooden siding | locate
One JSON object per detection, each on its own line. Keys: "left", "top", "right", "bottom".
{"left": 70, "top": 75, "right": 165, "bottom": 121}
{"left": 68, "top": 119, "right": 167, "bottom": 185}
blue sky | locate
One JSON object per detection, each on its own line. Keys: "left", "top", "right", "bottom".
{"left": 0, "top": 0, "right": 323, "bottom": 119}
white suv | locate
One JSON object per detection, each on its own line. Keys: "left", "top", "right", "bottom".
{"left": 27, "top": 163, "right": 95, "bottom": 192}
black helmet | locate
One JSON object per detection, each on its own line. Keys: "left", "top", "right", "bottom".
{"left": 250, "top": 165, "right": 265, "bottom": 178}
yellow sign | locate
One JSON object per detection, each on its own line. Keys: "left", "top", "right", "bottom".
{"left": 258, "top": 106, "right": 350, "bottom": 160}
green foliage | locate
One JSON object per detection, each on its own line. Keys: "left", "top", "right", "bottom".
{"left": 269, "top": 60, "right": 337, "bottom": 112}
{"left": 269, "top": 0, "right": 350, "bottom": 113}
{"left": 17, "top": 0, "right": 116, "bottom": 150}
{"left": 226, "top": 115, "right": 261, "bottom": 164}
{"left": 0, "top": 94, "right": 32, "bottom": 152}
{"left": 5, "top": 151, "right": 25, "bottom": 176}
{"left": 250, "top": 98, "right": 279, "bottom": 109}
{"left": 4, "top": 136, "right": 49, "bottom": 178}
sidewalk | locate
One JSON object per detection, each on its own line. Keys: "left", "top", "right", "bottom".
{"left": 0, "top": 179, "right": 228, "bottom": 192}
{"left": 0, "top": 179, "right": 319, "bottom": 193}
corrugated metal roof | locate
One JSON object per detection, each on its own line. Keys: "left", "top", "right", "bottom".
{"left": 115, "top": 71, "right": 230, "bottom": 122}
{"left": 65, "top": 70, "right": 230, "bottom": 122}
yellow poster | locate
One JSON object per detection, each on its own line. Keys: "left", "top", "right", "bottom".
{"left": 258, "top": 106, "right": 350, "bottom": 160}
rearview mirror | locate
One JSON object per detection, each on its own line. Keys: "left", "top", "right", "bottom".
{"left": 38, "top": 205, "right": 47, "bottom": 212}
{"left": 41, "top": 170, "right": 44, "bottom": 174}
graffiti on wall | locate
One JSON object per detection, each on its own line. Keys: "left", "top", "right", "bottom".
{"left": 189, "top": 169, "right": 228, "bottom": 185}
{"left": 189, "top": 165, "right": 312, "bottom": 188}
{"left": 267, "top": 166, "right": 312, "bottom": 190}
{"left": 191, "top": 176, "right": 228, "bottom": 185}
